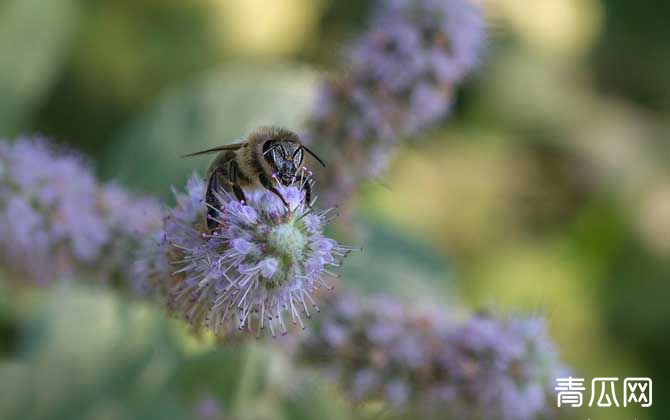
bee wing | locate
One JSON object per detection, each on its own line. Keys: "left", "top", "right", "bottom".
{"left": 181, "top": 143, "right": 244, "bottom": 158}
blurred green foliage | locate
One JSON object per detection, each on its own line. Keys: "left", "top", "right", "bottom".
{"left": 340, "top": 222, "right": 457, "bottom": 305}
{"left": 0, "top": 284, "right": 353, "bottom": 420}
{"left": 0, "top": 0, "right": 77, "bottom": 133}
{"left": 592, "top": 0, "right": 670, "bottom": 111}
{"left": 0, "top": 0, "right": 669, "bottom": 419}
{"left": 102, "top": 62, "right": 317, "bottom": 195}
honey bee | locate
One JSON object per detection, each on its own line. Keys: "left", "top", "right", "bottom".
{"left": 183, "top": 126, "right": 325, "bottom": 229}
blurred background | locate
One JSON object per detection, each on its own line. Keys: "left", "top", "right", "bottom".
{"left": 0, "top": 0, "right": 668, "bottom": 419}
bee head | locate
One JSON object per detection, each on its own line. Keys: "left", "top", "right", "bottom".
{"left": 263, "top": 140, "right": 303, "bottom": 186}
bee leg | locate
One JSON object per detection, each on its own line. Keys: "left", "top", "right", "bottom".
{"left": 303, "top": 179, "right": 313, "bottom": 207}
{"left": 206, "top": 169, "right": 227, "bottom": 230}
{"left": 229, "top": 160, "right": 247, "bottom": 203}
{"left": 259, "top": 173, "right": 289, "bottom": 207}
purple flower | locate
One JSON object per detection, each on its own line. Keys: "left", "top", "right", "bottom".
{"left": 0, "top": 138, "right": 106, "bottom": 282}
{"left": 0, "top": 137, "right": 162, "bottom": 285}
{"left": 99, "top": 183, "right": 163, "bottom": 237}
{"left": 437, "top": 316, "right": 564, "bottom": 419}
{"left": 296, "top": 292, "right": 565, "bottom": 419}
{"left": 192, "top": 394, "right": 227, "bottom": 420}
{"left": 306, "top": 0, "right": 485, "bottom": 206}
{"left": 159, "top": 173, "right": 353, "bottom": 337}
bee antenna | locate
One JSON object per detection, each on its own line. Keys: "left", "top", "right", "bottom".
{"left": 301, "top": 145, "right": 326, "bottom": 167}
